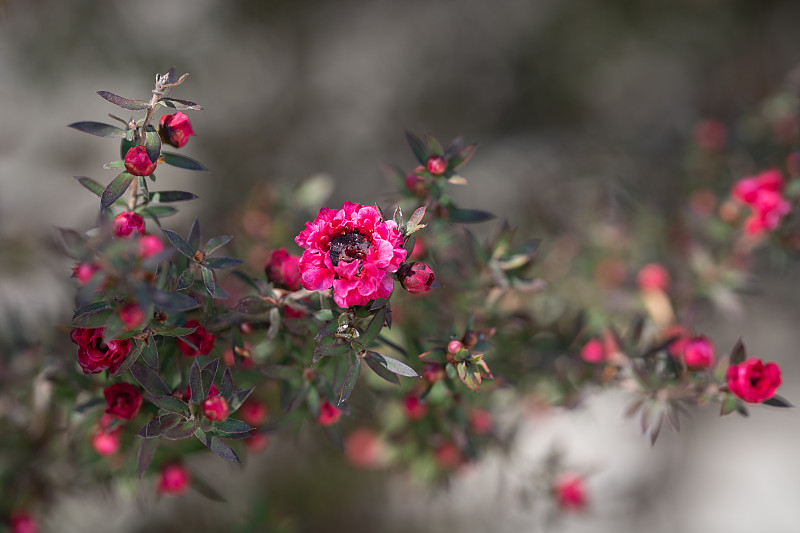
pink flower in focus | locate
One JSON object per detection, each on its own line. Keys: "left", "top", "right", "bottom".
{"left": 138, "top": 234, "right": 165, "bottom": 258}
{"left": 397, "top": 262, "right": 436, "bottom": 294}
{"left": 113, "top": 212, "right": 145, "bottom": 238}
{"left": 158, "top": 112, "right": 196, "bottom": 148}
{"left": 580, "top": 338, "right": 605, "bottom": 363}
{"left": 316, "top": 399, "right": 342, "bottom": 426}
{"left": 10, "top": 512, "right": 38, "bottom": 533}
{"left": 344, "top": 428, "right": 383, "bottom": 468}
{"left": 158, "top": 464, "right": 190, "bottom": 495}
{"left": 637, "top": 263, "right": 670, "bottom": 292}
{"left": 682, "top": 336, "right": 714, "bottom": 369}
{"left": 554, "top": 473, "right": 588, "bottom": 512}
{"left": 124, "top": 145, "right": 157, "bottom": 176}
{"left": 70, "top": 328, "right": 131, "bottom": 374}
{"left": 203, "top": 395, "right": 229, "bottom": 422}
{"left": 295, "top": 202, "right": 407, "bottom": 308}
{"left": 727, "top": 358, "right": 782, "bottom": 403}
{"left": 177, "top": 320, "right": 216, "bottom": 357}
{"left": 104, "top": 382, "right": 143, "bottom": 420}
{"left": 265, "top": 248, "right": 302, "bottom": 291}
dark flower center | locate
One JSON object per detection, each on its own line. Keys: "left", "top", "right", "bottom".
{"left": 329, "top": 232, "right": 370, "bottom": 266}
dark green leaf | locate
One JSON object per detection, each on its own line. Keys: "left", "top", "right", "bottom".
{"left": 141, "top": 341, "right": 159, "bottom": 369}
{"left": 720, "top": 394, "right": 738, "bottom": 416}
{"left": 160, "top": 98, "right": 204, "bottom": 111}
{"left": 204, "top": 257, "right": 244, "bottom": 270}
{"left": 162, "top": 151, "right": 207, "bottom": 171}
{"left": 448, "top": 206, "right": 495, "bottom": 224}
{"left": 137, "top": 436, "right": 159, "bottom": 478}
{"left": 188, "top": 218, "right": 201, "bottom": 249}
{"left": 162, "top": 419, "right": 198, "bottom": 440}
{"left": 163, "top": 229, "right": 196, "bottom": 259}
{"left": 425, "top": 134, "right": 443, "bottom": 155}
{"left": 177, "top": 268, "right": 195, "bottom": 290}
{"left": 404, "top": 130, "right": 428, "bottom": 165}
{"left": 189, "top": 472, "right": 227, "bottom": 503}
{"left": 68, "top": 121, "right": 127, "bottom": 138}
{"left": 215, "top": 419, "right": 254, "bottom": 434}
{"left": 450, "top": 143, "right": 477, "bottom": 170}
{"left": 313, "top": 341, "right": 352, "bottom": 364}
{"left": 97, "top": 90, "right": 148, "bottom": 111}
{"left": 74, "top": 397, "right": 106, "bottom": 414}
{"left": 74, "top": 176, "right": 105, "bottom": 198}
{"left": 139, "top": 205, "right": 178, "bottom": 218}
{"left": 234, "top": 296, "right": 272, "bottom": 315}
{"left": 145, "top": 395, "right": 191, "bottom": 417}
{"left": 763, "top": 395, "right": 793, "bottom": 408}
{"left": 194, "top": 429, "right": 241, "bottom": 463}
{"left": 102, "top": 160, "right": 125, "bottom": 169}
{"left": 267, "top": 307, "right": 281, "bottom": 341}
{"left": 201, "top": 266, "right": 216, "bottom": 297}
{"left": 72, "top": 301, "right": 110, "bottom": 321}
{"left": 205, "top": 235, "right": 232, "bottom": 254}
{"left": 316, "top": 319, "right": 339, "bottom": 340}
{"left": 360, "top": 307, "right": 386, "bottom": 345}
{"left": 101, "top": 172, "right": 135, "bottom": 210}
{"left": 149, "top": 190, "right": 199, "bottom": 203}
{"left": 221, "top": 366, "right": 234, "bottom": 398}
{"left": 365, "top": 351, "right": 417, "bottom": 377}
{"left": 338, "top": 357, "right": 361, "bottom": 405}
{"left": 120, "top": 137, "right": 137, "bottom": 160}
{"left": 149, "top": 289, "right": 200, "bottom": 311}
{"left": 285, "top": 381, "right": 310, "bottom": 413}
{"left": 130, "top": 361, "right": 171, "bottom": 395}
{"left": 364, "top": 354, "right": 400, "bottom": 384}
{"left": 137, "top": 414, "right": 181, "bottom": 438}
{"left": 145, "top": 129, "right": 162, "bottom": 164}
{"left": 151, "top": 325, "right": 198, "bottom": 337}
{"left": 230, "top": 387, "right": 254, "bottom": 412}
{"left": 189, "top": 359, "right": 204, "bottom": 404}
{"left": 730, "top": 338, "right": 746, "bottom": 366}
{"left": 201, "top": 358, "right": 219, "bottom": 399}
{"left": 111, "top": 342, "right": 144, "bottom": 378}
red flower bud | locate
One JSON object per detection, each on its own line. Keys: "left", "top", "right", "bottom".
{"left": 177, "top": 320, "right": 216, "bottom": 357}
{"left": 103, "top": 382, "right": 143, "bottom": 420}
{"left": 554, "top": 473, "right": 588, "bottom": 512}
{"left": 426, "top": 155, "right": 448, "bottom": 176}
{"left": 10, "top": 512, "right": 38, "bottom": 533}
{"left": 403, "top": 394, "right": 428, "bottom": 421}
{"left": 118, "top": 303, "right": 146, "bottom": 330}
{"left": 113, "top": 212, "right": 145, "bottom": 238}
{"left": 405, "top": 166, "right": 428, "bottom": 196}
{"left": 158, "top": 112, "right": 196, "bottom": 148}
{"left": 92, "top": 427, "right": 122, "bottom": 456}
{"left": 682, "top": 336, "right": 714, "bottom": 369}
{"left": 124, "top": 145, "right": 157, "bottom": 176}
{"left": 73, "top": 262, "right": 101, "bottom": 285}
{"left": 138, "top": 234, "right": 165, "bottom": 258}
{"left": 637, "top": 263, "right": 670, "bottom": 292}
{"left": 344, "top": 428, "right": 383, "bottom": 468}
{"left": 316, "top": 399, "right": 342, "bottom": 426}
{"left": 580, "top": 338, "right": 605, "bottom": 363}
{"left": 422, "top": 363, "right": 445, "bottom": 383}
{"left": 264, "top": 248, "right": 302, "bottom": 291}
{"left": 397, "top": 262, "right": 435, "bottom": 294}
{"left": 239, "top": 399, "right": 268, "bottom": 426}
{"left": 157, "top": 464, "right": 190, "bottom": 495}
{"left": 447, "top": 340, "right": 463, "bottom": 355}
{"left": 203, "top": 394, "right": 230, "bottom": 422}
{"left": 727, "top": 357, "right": 782, "bottom": 403}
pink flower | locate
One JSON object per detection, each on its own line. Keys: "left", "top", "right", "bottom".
{"left": 447, "top": 340, "right": 464, "bottom": 355}
{"left": 70, "top": 328, "right": 131, "bottom": 374}
{"left": 264, "top": 248, "right": 302, "bottom": 291}
{"left": 124, "top": 145, "right": 157, "bottom": 176}
{"left": 184, "top": 383, "right": 219, "bottom": 402}
{"left": 245, "top": 431, "right": 270, "bottom": 453}
{"left": 731, "top": 169, "right": 791, "bottom": 237}
{"left": 664, "top": 325, "right": 692, "bottom": 358}
{"left": 113, "top": 212, "right": 145, "bottom": 238}
{"left": 405, "top": 166, "right": 427, "bottom": 196}
{"left": 239, "top": 399, "right": 268, "bottom": 426}
{"left": 10, "top": 512, "right": 38, "bottom": 533}
{"left": 138, "top": 234, "right": 165, "bottom": 258}
{"left": 92, "top": 426, "right": 122, "bottom": 455}
{"left": 426, "top": 155, "right": 448, "bottom": 175}
{"left": 176, "top": 320, "right": 216, "bottom": 357}
{"left": 157, "top": 464, "right": 190, "bottom": 495}
{"left": 403, "top": 395, "right": 428, "bottom": 421}
{"left": 344, "top": 428, "right": 383, "bottom": 468}
{"left": 434, "top": 442, "right": 462, "bottom": 470}
{"left": 554, "top": 473, "right": 588, "bottom": 512}
{"left": 73, "top": 262, "right": 101, "bottom": 285}
{"left": 727, "top": 358, "right": 782, "bottom": 403}
{"left": 295, "top": 202, "right": 407, "bottom": 308}
{"left": 397, "top": 262, "right": 436, "bottom": 294}
{"left": 203, "top": 395, "right": 229, "bottom": 422}
{"left": 637, "top": 263, "right": 670, "bottom": 292}
{"left": 158, "top": 112, "right": 196, "bottom": 148}
{"left": 470, "top": 408, "right": 492, "bottom": 435}
{"left": 119, "top": 303, "right": 145, "bottom": 330}
{"left": 316, "top": 399, "right": 342, "bottom": 426}
{"left": 682, "top": 336, "right": 714, "bottom": 369}
{"left": 422, "top": 363, "right": 445, "bottom": 383}
{"left": 580, "top": 338, "right": 605, "bottom": 363}
{"left": 104, "top": 382, "right": 143, "bottom": 420}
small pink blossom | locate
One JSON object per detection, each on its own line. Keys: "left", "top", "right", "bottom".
{"left": 113, "top": 212, "right": 145, "bottom": 238}
{"left": 124, "top": 145, "right": 157, "bottom": 176}
{"left": 239, "top": 399, "right": 268, "bottom": 426}
{"left": 177, "top": 320, "right": 216, "bottom": 357}
{"left": 637, "top": 263, "right": 670, "bottom": 292}
{"left": 295, "top": 202, "right": 407, "bottom": 308}
{"left": 10, "top": 512, "right": 38, "bottom": 533}
{"left": 92, "top": 426, "right": 122, "bottom": 455}
{"left": 265, "top": 248, "right": 302, "bottom": 291}
{"left": 397, "top": 262, "right": 436, "bottom": 294}
{"left": 73, "top": 262, "right": 101, "bottom": 285}
{"left": 554, "top": 473, "right": 588, "bottom": 512}
{"left": 158, "top": 464, "right": 190, "bottom": 495}
{"left": 426, "top": 155, "right": 448, "bottom": 175}
{"left": 470, "top": 408, "right": 492, "bottom": 435}
{"left": 119, "top": 303, "right": 145, "bottom": 330}
{"left": 580, "top": 338, "right": 605, "bottom": 363}
{"left": 203, "top": 395, "right": 229, "bottom": 422}
{"left": 316, "top": 399, "right": 342, "bottom": 426}
{"left": 682, "top": 336, "right": 714, "bottom": 369}
{"left": 403, "top": 395, "right": 428, "bottom": 421}
{"left": 344, "top": 428, "right": 383, "bottom": 468}
{"left": 138, "top": 234, "right": 165, "bottom": 258}
{"left": 727, "top": 358, "right": 782, "bottom": 403}
{"left": 158, "top": 112, "right": 196, "bottom": 148}
{"left": 731, "top": 168, "right": 791, "bottom": 237}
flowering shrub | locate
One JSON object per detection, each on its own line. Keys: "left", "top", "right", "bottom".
{"left": 1, "top": 67, "right": 796, "bottom": 529}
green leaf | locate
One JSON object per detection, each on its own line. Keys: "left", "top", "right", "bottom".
{"left": 72, "top": 301, "right": 110, "bottom": 321}
{"left": 97, "top": 90, "right": 148, "bottom": 111}
{"left": 102, "top": 160, "right": 125, "bottom": 169}
{"left": 162, "top": 419, "right": 198, "bottom": 440}
{"left": 74, "top": 396, "right": 106, "bottom": 414}
{"left": 230, "top": 387, "right": 254, "bottom": 412}
{"left": 145, "top": 128, "right": 162, "bottom": 164}
{"left": 360, "top": 307, "right": 386, "bottom": 345}
{"left": 418, "top": 347, "right": 446, "bottom": 364}
{"left": 448, "top": 206, "right": 495, "bottom": 224}
{"left": 131, "top": 361, "right": 171, "bottom": 395}
{"left": 146, "top": 395, "right": 191, "bottom": 417}
{"left": 177, "top": 268, "right": 195, "bottom": 290}
{"left": 120, "top": 137, "right": 137, "bottom": 160}
{"left": 234, "top": 296, "right": 272, "bottom": 315}
{"left": 74, "top": 176, "right": 106, "bottom": 198}
{"left": 159, "top": 98, "right": 204, "bottom": 111}
{"left": 204, "top": 257, "right": 244, "bottom": 270}
{"left": 221, "top": 366, "right": 234, "bottom": 398}
{"left": 425, "top": 134, "right": 443, "bottom": 155}
{"left": 450, "top": 143, "right": 477, "bottom": 170}
{"left": 137, "top": 436, "right": 159, "bottom": 478}
{"left": 151, "top": 325, "right": 198, "bottom": 337}
{"left": 194, "top": 429, "right": 241, "bottom": 463}
{"left": 141, "top": 341, "right": 159, "bottom": 369}
{"left": 201, "top": 266, "right": 216, "bottom": 297}
{"left": 214, "top": 419, "right": 254, "bottom": 434}
{"left": 720, "top": 394, "right": 738, "bottom": 416}
{"left": 111, "top": 341, "right": 144, "bottom": 378}
{"left": 162, "top": 151, "right": 207, "bottom": 171}
{"left": 315, "top": 319, "right": 339, "bottom": 340}
{"left": 730, "top": 338, "right": 746, "bottom": 366}
{"left": 364, "top": 354, "right": 400, "bottom": 384}
{"left": 188, "top": 218, "right": 201, "bottom": 250}
{"left": 139, "top": 205, "right": 178, "bottom": 218}
{"left": 149, "top": 289, "right": 200, "bottom": 311}
{"left": 338, "top": 357, "right": 361, "bottom": 405}
{"left": 407, "top": 205, "right": 427, "bottom": 228}
{"left": 137, "top": 414, "right": 181, "bottom": 438}
{"left": 404, "top": 130, "right": 428, "bottom": 165}
{"left": 314, "top": 309, "right": 334, "bottom": 322}
{"left": 201, "top": 358, "right": 220, "bottom": 399}
{"left": 364, "top": 351, "right": 417, "bottom": 377}
{"left": 189, "top": 359, "right": 204, "bottom": 404}
{"left": 205, "top": 235, "right": 232, "bottom": 254}
{"left": 68, "top": 121, "right": 127, "bottom": 138}
{"left": 149, "top": 190, "right": 199, "bottom": 203}
{"left": 101, "top": 172, "right": 135, "bottom": 210}
{"left": 162, "top": 229, "right": 196, "bottom": 259}
{"left": 763, "top": 395, "right": 793, "bottom": 408}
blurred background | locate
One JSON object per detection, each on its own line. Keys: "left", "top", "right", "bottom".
{"left": 2, "top": 0, "right": 800, "bottom": 531}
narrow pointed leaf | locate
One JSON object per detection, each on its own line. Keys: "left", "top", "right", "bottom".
{"left": 204, "top": 257, "right": 243, "bottom": 270}
{"left": 162, "top": 419, "right": 198, "bottom": 440}
{"left": 364, "top": 354, "right": 400, "bottom": 384}
{"left": 234, "top": 296, "right": 272, "bottom": 315}
{"left": 316, "top": 319, "right": 339, "bottom": 339}
{"left": 111, "top": 342, "right": 144, "bottom": 378}
{"left": 205, "top": 235, "right": 232, "bottom": 254}
{"left": 188, "top": 218, "right": 201, "bottom": 250}
{"left": 404, "top": 130, "right": 428, "bottom": 165}
{"left": 338, "top": 357, "right": 362, "bottom": 405}
{"left": 201, "top": 358, "right": 220, "bottom": 398}
{"left": 214, "top": 419, "right": 254, "bottom": 434}
{"left": 151, "top": 325, "right": 197, "bottom": 337}
{"left": 74, "top": 176, "right": 105, "bottom": 197}
{"left": 145, "top": 129, "right": 162, "bottom": 164}
{"left": 162, "top": 229, "right": 195, "bottom": 259}
{"left": 189, "top": 359, "right": 204, "bottom": 404}
{"left": 137, "top": 436, "right": 159, "bottom": 478}
{"left": 221, "top": 367, "right": 234, "bottom": 398}
{"left": 364, "top": 351, "right": 417, "bottom": 377}
{"left": 68, "top": 121, "right": 127, "bottom": 138}
{"left": 194, "top": 429, "right": 241, "bottom": 463}
{"left": 160, "top": 98, "right": 204, "bottom": 111}
{"left": 201, "top": 266, "right": 216, "bottom": 297}
{"left": 101, "top": 172, "right": 135, "bottom": 210}
{"left": 145, "top": 395, "right": 191, "bottom": 417}
{"left": 730, "top": 338, "right": 746, "bottom": 365}
{"left": 189, "top": 473, "right": 227, "bottom": 503}
{"left": 148, "top": 289, "right": 200, "bottom": 311}
{"left": 97, "top": 90, "right": 148, "bottom": 110}
{"left": 360, "top": 307, "right": 386, "bottom": 345}
{"left": 177, "top": 268, "right": 195, "bottom": 290}
{"left": 408, "top": 205, "right": 427, "bottom": 228}
{"left": 131, "top": 361, "right": 171, "bottom": 395}
{"left": 267, "top": 307, "right": 281, "bottom": 341}
{"left": 162, "top": 151, "right": 207, "bottom": 171}
{"left": 141, "top": 341, "right": 159, "bottom": 369}
{"left": 763, "top": 395, "right": 793, "bottom": 408}
{"left": 137, "top": 414, "right": 181, "bottom": 438}
{"left": 448, "top": 206, "right": 495, "bottom": 224}
{"left": 149, "top": 190, "right": 199, "bottom": 203}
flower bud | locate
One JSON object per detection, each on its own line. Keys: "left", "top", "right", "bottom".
{"left": 157, "top": 464, "right": 190, "bottom": 495}
{"left": 397, "top": 262, "right": 435, "bottom": 294}
{"left": 344, "top": 428, "right": 384, "bottom": 468}
{"left": 92, "top": 427, "right": 122, "bottom": 455}
{"left": 264, "top": 248, "right": 302, "bottom": 291}
{"left": 405, "top": 166, "right": 428, "bottom": 196}
{"left": 124, "top": 145, "right": 157, "bottom": 176}
{"left": 158, "top": 112, "right": 196, "bottom": 148}
{"left": 119, "top": 303, "right": 146, "bottom": 330}
{"left": 447, "top": 340, "right": 463, "bottom": 355}
{"left": 422, "top": 363, "right": 445, "bottom": 383}
{"left": 434, "top": 442, "right": 462, "bottom": 470}
{"left": 554, "top": 473, "right": 588, "bottom": 512}
{"left": 245, "top": 431, "right": 270, "bottom": 453}
{"left": 403, "top": 394, "right": 428, "bottom": 421}
{"left": 104, "top": 382, "right": 143, "bottom": 420}
{"left": 682, "top": 336, "right": 714, "bottom": 369}
{"left": 316, "top": 399, "right": 342, "bottom": 426}
{"left": 470, "top": 408, "right": 492, "bottom": 435}
{"left": 239, "top": 399, "right": 268, "bottom": 426}
{"left": 580, "top": 338, "right": 605, "bottom": 363}
{"left": 426, "top": 155, "right": 448, "bottom": 176}
{"left": 462, "top": 330, "right": 479, "bottom": 349}
{"left": 202, "top": 395, "right": 230, "bottom": 422}
{"left": 637, "top": 263, "right": 670, "bottom": 292}
{"left": 138, "top": 234, "right": 165, "bottom": 258}
{"left": 10, "top": 512, "right": 38, "bottom": 533}
{"left": 113, "top": 212, "right": 145, "bottom": 238}
{"left": 73, "top": 262, "right": 101, "bottom": 285}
